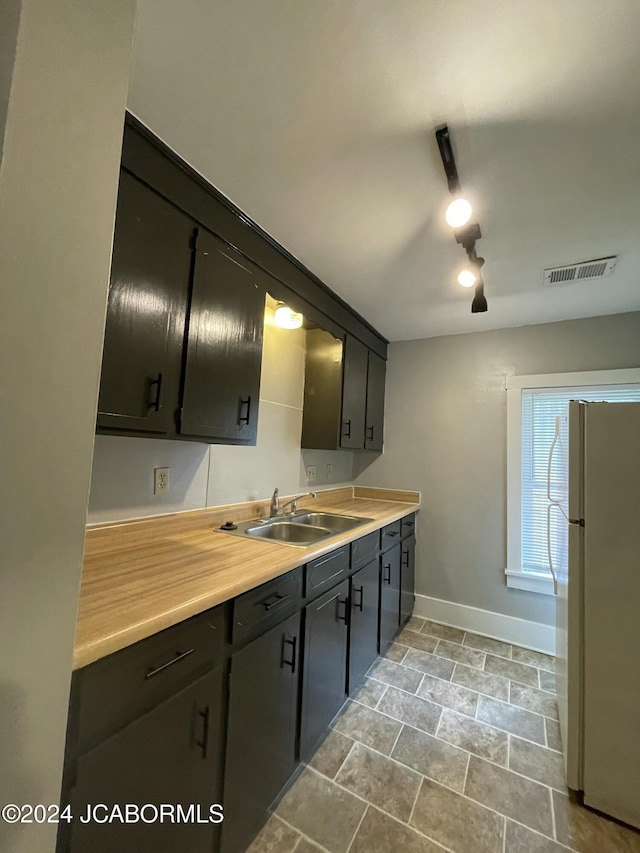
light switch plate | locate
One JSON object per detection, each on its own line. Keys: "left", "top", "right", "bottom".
{"left": 306, "top": 465, "right": 316, "bottom": 483}
{"left": 326, "top": 464, "right": 333, "bottom": 481}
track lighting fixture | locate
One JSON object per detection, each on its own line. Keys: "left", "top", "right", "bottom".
{"left": 435, "top": 125, "right": 488, "bottom": 313}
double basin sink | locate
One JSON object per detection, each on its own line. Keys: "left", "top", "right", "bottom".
{"left": 219, "top": 511, "right": 374, "bottom": 548}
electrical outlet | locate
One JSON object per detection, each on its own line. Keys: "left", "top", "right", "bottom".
{"left": 306, "top": 465, "right": 316, "bottom": 483}
{"left": 326, "top": 463, "right": 333, "bottom": 481}
{"left": 154, "top": 467, "right": 170, "bottom": 495}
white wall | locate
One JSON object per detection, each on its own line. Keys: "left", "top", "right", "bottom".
{"left": 0, "top": 2, "right": 135, "bottom": 851}
{"left": 88, "top": 298, "right": 353, "bottom": 523}
{"left": 354, "top": 311, "right": 640, "bottom": 628}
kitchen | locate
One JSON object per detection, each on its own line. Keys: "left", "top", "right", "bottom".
{"left": 2, "top": 2, "right": 640, "bottom": 853}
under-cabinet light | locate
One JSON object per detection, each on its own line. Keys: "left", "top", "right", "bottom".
{"left": 274, "top": 303, "right": 303, "bottom": 329}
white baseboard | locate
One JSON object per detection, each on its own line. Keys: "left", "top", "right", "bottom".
{"left": 413, "top": 594, "right": 556, "bottom": 656}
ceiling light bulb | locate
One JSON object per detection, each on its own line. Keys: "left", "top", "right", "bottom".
{"left": 457, "top": 268, "right": 477, "bottom": 288}
{"left": 274, "top": 303, "right": 303, "bottom": 329}
{"left": 445, "top": 198, "right": 472, "bottom": 229}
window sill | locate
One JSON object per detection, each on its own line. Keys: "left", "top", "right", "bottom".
{"left": 505, "top": 569, "right": 556, "bottom": 596}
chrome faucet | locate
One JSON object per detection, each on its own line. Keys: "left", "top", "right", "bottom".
{"left": 269, "top": 487, "right": 317, "bottom": 518}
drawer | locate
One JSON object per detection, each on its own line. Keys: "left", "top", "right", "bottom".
{"left": 305, "top": 546, "right": 349, "bottom": 599}
{"left": 380, "top": 519, "right": 402, "bottom": 552}
{"left": 351, "top": 530, "right": 380, "bottom": 571}
{"left": 232, "top": 567, "right": 303, "bottom": 647}
{"left": 75, "top": 605, "right": 225, "bottom": 755}
{"left": 401, "top": 513, "right": 416, "bottom": 539}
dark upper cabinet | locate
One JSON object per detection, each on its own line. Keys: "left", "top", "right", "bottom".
{"left": 364, "top": 351, "right": 386, "bottom": 452}
{"left": 66, "top": 670, "right": 223, "bottom": 853}
{"left": 301, "top": 331, "right": 386, "bottom": 451}
{"left": 340, "top": 334, "right": 368, "bottom": 449}
{"left": 180, "top": 228, "right": 265, "bottom": 443}
{"left": 348, "top": 557, "right": 380, "bottom": 694}
{"left": 400, "top": 534, "right": 416, "bottom": 627}
{"left": 379, "top": 543, "right": 401, "bottom": 654}
{"left": 97, "top": 171, "right": 192, "bottom": 435}
{"left": 223, "top": 612, "right": 300, "bottom": 853}
{"left": 300, "top": 579, "right": 349, "bottom": 760}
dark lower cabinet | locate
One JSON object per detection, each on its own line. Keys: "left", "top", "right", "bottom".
{"left": 97, "top": 170, "right": 193, "bottom": 435}
{"left": 300, "top": 580, "right": 349, "bottom": 759}
{"left": 379, "top": 543, "right": 401, "bottom": 654}
{"left": 65, "top": 670, "right": 224, "bottom": 853}
{"left": 400, "top": 535, "right": 416, "bottom": 627}
{"left": 222, "top": 613, "right": 300, "bottom": 853}
{"left": 348, "top": 558, "right": 380, "bottom": 694}
{"left": 180, "top": 228, "right": 265, "bottom": 443}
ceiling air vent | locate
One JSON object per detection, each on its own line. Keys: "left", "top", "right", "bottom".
{"left": 543, "top": 256, "right": 617, "bottom": 286}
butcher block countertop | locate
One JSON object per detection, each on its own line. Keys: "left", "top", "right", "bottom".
{"left": 74, "top": 486, "right": 420, "bottom": 670}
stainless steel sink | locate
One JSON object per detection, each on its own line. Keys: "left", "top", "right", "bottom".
{"left": 291, "top": 511, "right": 371, "bottom": 532}
{"left": 217, "top": 510, "right": 373, "bottom": 547}
{"left": 244, "top": 521, "right": 333, "bottom": 544}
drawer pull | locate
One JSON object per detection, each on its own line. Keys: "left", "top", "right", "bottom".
{"left": 352, "top": 585, "right": 364, "bottom": 612}
{"left": 195, "top": 705, "right": 210, "bottom": 759}
{"left": 336, "top": 596, "right": 348, "bottom": 624}
{"left": 145, "top": 648, "right": 195, "bottom": 680}
{"left": 263, "top": 593, "right": 290, "bottom": 612}
{"left": 343, "top": 419, "right": 351, "bottom": 438}
{"left": 383, "top": 564, "right": 391, "bottom": 585}
{"left": 281, "top": 635, "right": 297, "bottom": 674}
{"left": 404, "top": 520, "right": 414, "bottom": 527}
{"left": 384, "top": 530, "right": 400, "bottom": 538}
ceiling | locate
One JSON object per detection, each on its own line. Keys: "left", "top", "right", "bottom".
{"left": 129, "top": 0, "right": 640, "bottom": 341}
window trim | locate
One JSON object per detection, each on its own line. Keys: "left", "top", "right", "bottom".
{"left": 506, "top": 367, "right": 640, "bottom": 595}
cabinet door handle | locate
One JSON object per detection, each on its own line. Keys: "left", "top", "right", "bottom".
{"left": 238, "top": 396, "right": 252, "bottom": 426}
{"left": 145, "top": 648, "right": 195, "bottom": 680}
{"left": 148, "top": 373, "right": 163, "bottom": 412}
{"left": 281, "top": 635, "right": 297, "bottom": 674}
{"left": 342, "top": 419, "right": 351, "bottom": 438}
{"left": 383, "top": 564, "right": 391, "bottom": 585}
{"left": 336, "top": 596, "right": 348, "bottom": 623}
{"left": 263, "top": 593, "right": 290, "bottom": 612}
{"left": 352, "top": 585, "right": 364, "bottom": 612}
{"left": 402, "top": 549, "right": 409, "bottom": 567}
{"left": 366, "top": 425, "right": 374, "bottom": 442}
{"left": 195, "top": 705, "right": 210, "bottom": 759}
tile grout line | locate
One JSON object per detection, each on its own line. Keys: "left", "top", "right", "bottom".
{"left": 550, "top": 785, "right": 558, "bottom": 842}
{"left": 462, "top": 749, "right": 471, "bottom": 794}
{"left": 333, "top": 738, "right": 358, "bottom": 781}
{"left": 344, "top": 803, "right": 369, "bottom": 853}
{"left": 365, "top": 802, "right": 455, "bottom": 853}
{"left": 273, "top": 813, "right": 333, "bottom": 853}
{"left": 389, "top": 722, "right": 405, "bottom": 757}
{"left": 502, "top": 814, "right": 507, "bottom": 853}
{"left": 373, "top": 682, "right": 388, "bottom": 710}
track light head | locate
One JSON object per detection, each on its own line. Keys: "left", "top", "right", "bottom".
{"left": 435, "top": 125, "right": 460, "bottom": 193}
{"left": 471, "top": 282, "right": 488, "bottom": 313}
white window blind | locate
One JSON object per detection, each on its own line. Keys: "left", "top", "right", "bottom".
{"left": 521, "top": 384, "right": 640, "bottom": 576}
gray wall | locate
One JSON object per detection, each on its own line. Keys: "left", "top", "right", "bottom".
{"left": 0, "top": 2, "right": 135, "bottom": 851}
{"left": 354, "top": 311, "right": 640, "bottom": 626}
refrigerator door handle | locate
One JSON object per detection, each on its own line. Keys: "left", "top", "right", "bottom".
{"left": 546, "top": 504, "right": 559, "bottom": 596}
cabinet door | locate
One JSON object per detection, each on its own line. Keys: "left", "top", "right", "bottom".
{"left": 97, "top": 171, "right": 192, "bottom": 435}
{"left": 400, "top": 535, "right": 416, "bottom": 627}
{"left": 300, "top": 580, "right": 349, "bottom": 759}
{"left": 379, "top": 544, "right": 401, "bottom": 654}
{"left": 222, "top": 613, "right": 300, "bottom": 853}
{"left": 66, "top": 670, "right": 223, "bottom": 853}
{"left": 340, "top": 335, "right": 368, "bottom": 449}
{"left": 180, "top": 228, "right": 265, "bottom": 443}
{"left": 348, "top": 558, "right": 380, "bottom": 694}
{"left": 364, "top": 351, "right": 386, "bottom": 452}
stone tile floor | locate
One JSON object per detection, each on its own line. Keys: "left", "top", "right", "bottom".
{"left": 248, "top": 617, "right": 640, "bottom": 853}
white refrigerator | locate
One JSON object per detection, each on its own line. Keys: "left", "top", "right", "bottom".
{"left": 549, "top": 400, "right": 640, "bottom": 829}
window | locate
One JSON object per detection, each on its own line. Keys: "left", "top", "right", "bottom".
{"left": 506, "top": 368, "right": 640, "bottom": 595}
